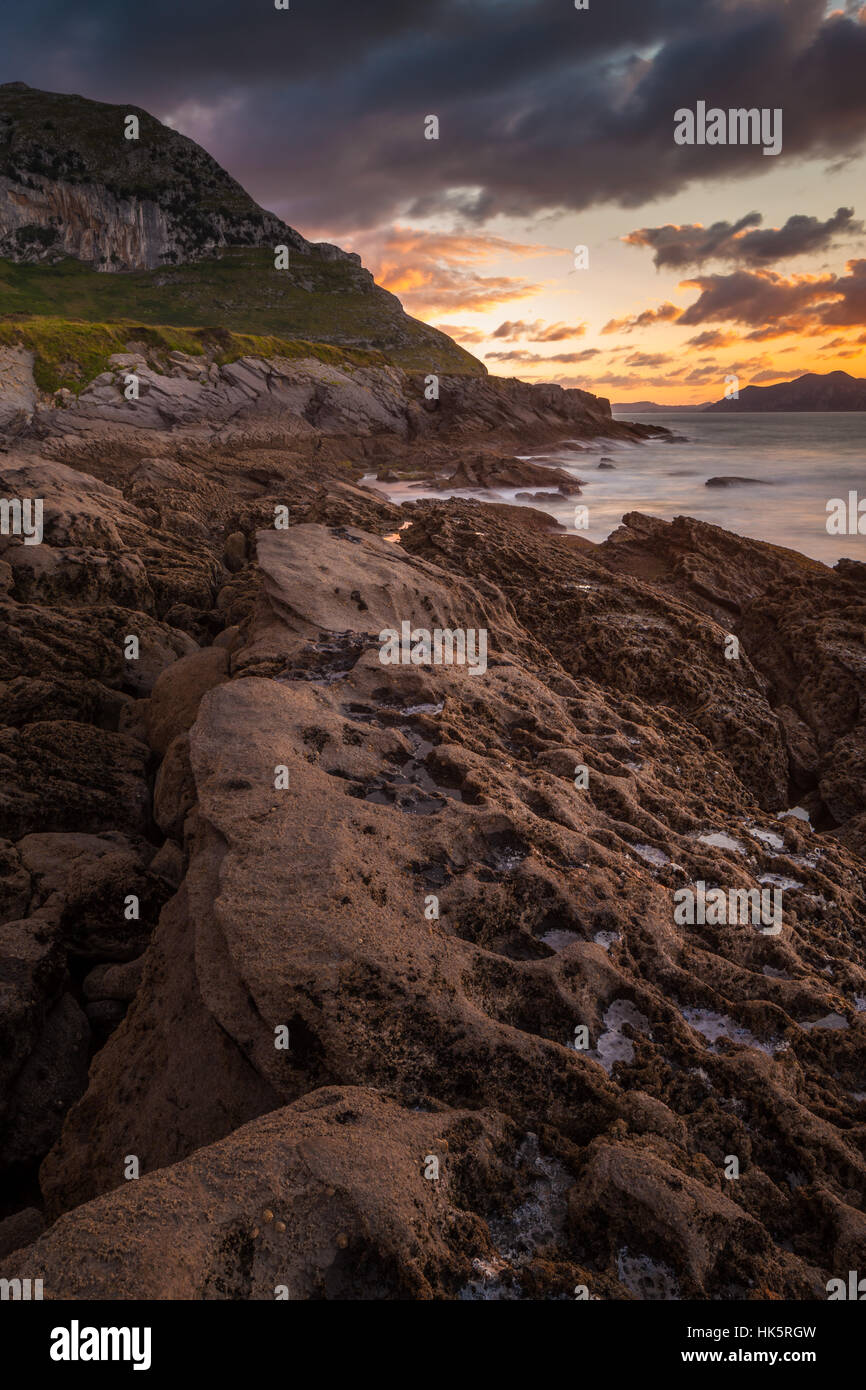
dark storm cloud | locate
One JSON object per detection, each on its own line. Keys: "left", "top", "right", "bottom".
{"left": 677, "top": 269, "right": 837, "bottom": 326}
{"left": 676, "top": 259, "right": 866, "bottom": 331}
{"left": 624, "top": 208, "right": 863, "bottom": 269}
{"left": 3, "top": 0, "right": 866, "bottom": 232}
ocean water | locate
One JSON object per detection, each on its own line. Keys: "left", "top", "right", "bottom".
{"left": 365, "top": 411, "right": 866, "bottom": 564}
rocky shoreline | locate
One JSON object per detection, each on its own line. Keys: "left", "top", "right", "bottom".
{"left": 1, "top": 363, "right": 866, "bottom": 1300}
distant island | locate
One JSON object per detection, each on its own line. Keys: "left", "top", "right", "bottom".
{"left": 703, "top": 371, "right": 866, "bottom": 412}
{"left": 615, "top": 371, "right": 866, "bottom": 413}
{"left": 612, "top": 400, "right": 713, "bottom": 412}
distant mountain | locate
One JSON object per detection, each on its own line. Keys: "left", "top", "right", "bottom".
{"left": 704, "top": 371, "right": 866, "bottom": 412}
{"left": 612, "top": 400, "right": 713, "bottom": 412}
{"left": 0, "top": 83, "right": 483, "bottom": 375}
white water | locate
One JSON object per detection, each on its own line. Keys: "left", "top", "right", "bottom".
{"left": 365, "top": 412, "right": 866, "bottom": 564}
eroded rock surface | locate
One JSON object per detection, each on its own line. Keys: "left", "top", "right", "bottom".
{"left": 1, "top": 389, "right": 865, "bottom": 1301}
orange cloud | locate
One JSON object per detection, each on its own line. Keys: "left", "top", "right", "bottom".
{"left": 491, "top": 319, "right": 587, "bottom": 342}
{"left": 601, "top": 301, "right": 682, "bottom": 334}
{"left": 485, "top": 348, "right": 601, "bottom": 365}
{"left": 352, "top": 224, "right": 559, "bottom": 314}
{"left": 434, "top": 323, "right": 488, "bottom": 345}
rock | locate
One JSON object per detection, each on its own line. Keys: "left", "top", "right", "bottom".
{"left": 153, "top": 734, "right": 197, "bottom": 840}
{"left": 0, "top": 838, "right": 31, "bottom": 923}
{"left": 0, "top": 348, "right": 37, "bottom": 431}
{"left": 595, "top": 511, "right": 866, "bottom": 832}
{"left": 0, "top": 1207, "right": 44, "bottom": 1260}
{"left": 5, "top": 1088, "right": 527, "bottom": 1299}
{"left": 0, "top": 992, "right": 89, "bottom": 1168}
{"left": 37, "top": 505, "right": 866, "bottom": 1313}
{"left": 567, "top": 1139, "right": 815, "bottom": 1297}
{"left": 819, "top": 730, "right": 866, "bottom": 823}
{"left": 0, "top": 911, "right": 67, "bottom": 1158}
{"left": 144, "top": 646, "right": 228, "bottom": 757}
{"left": 223, "top": 531, "right": 247, "bottom": 572}
{"left": 0, "top": 724, "right": 151, "bottom": 840}
{"left": 82, "top": 957, "right": 146, "bottom": 1003}
{"left": 83, "top": 999, "right": 127, "bottom": 1036}
{"left": 777, "top": 705, "right": 820, "bottom": 787}
{"left": 148, "top": 839, "right": 185, "bottom": 886}
{"left": 438, "top": 454, "right": 583, "bottom": 495}
{"left": 705, "top": 476, "right": 770, "bottom": 487}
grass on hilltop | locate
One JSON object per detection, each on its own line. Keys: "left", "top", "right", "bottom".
{"left": 0, "top": 315, "right": 388, "bottom": 394}
{"left": 0, "top": 249, "right": 484, "bottom": 386}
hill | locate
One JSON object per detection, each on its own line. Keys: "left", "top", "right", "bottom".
{"left": 611, "top": 400, "right": 713, "bottom": 412}
{"left": 0, "top": 82, "right": 482, "bottom": 377}
{"left": 704, "top": 371, "right": 866, "bottom": 411}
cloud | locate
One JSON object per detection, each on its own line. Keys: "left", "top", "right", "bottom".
{"left": 819, "top": 330, "right": 866, "bottom": 348}
{"left": 5, "top": 0, "right": 866, "bottom": 232}
{"left": 623, "top": 351, "right": 675, "bottom": 367}
{"left": 355, "top": 226, "right": 547, "bottom": 313}
{"left": 601, "top": 302, "right": 682, "bottom": 334}
{"left": 576, "top": 373, "right": 677, "bottom": 390}
{"left": 684, "top": 329, "right": 738, "bottom": 348}
{"left": 623, "top": 208, "right": 862, "bottom": 269}
{"left": 676, "top": 269, "right": 840, "bottom": 327}
{"left": 490, "top": 319, "right": 586, "bottom": 342}
{"left": 485, "top": 349, "right": 601, "bottom": 364}
{"left": 386, "top": 272, "right": 542, "bottom": 315}
{"left": 817, "top": 257, "right": 866, "bottom": 325}
{"left": 434, "top": 323, "right": 488, "bottom": 344}
{"left": 674, "top": 259, "right": 866, "bottom": 332}
{"left": 678, "top": 365, "right": 726, "bottom": 384}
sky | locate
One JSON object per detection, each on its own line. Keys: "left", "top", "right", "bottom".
{"left": 3, "top": 0, "right": 866, "bottom": 403}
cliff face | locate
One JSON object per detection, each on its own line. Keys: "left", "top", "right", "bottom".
{"left": 0, "top": 82, "right": 353, "bottom": 274}
{"left": 0, "top": 172, "right": 179, "bottom": 270}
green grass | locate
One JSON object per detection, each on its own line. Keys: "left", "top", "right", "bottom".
{"left": 0, "top": 316, "right": 390, "bottom": 394}
{"left": 0, "top": 250, "right": 484, "bottom": 379}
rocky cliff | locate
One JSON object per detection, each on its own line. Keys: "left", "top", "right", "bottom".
{"left": 0, "top": 82, "right": 333, "bottom": 272}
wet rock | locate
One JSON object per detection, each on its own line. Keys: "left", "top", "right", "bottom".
{"left": 438, "top": 454, "right": 583, "bottom": 496}
{"left": 705, "top": 476, "right": 770, "bottom": 488}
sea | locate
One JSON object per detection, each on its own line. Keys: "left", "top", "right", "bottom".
{"left": 363, "top": 411, "right": 866, "bottom": 565}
